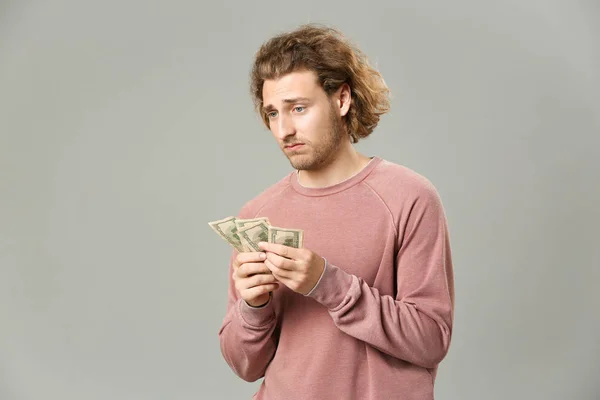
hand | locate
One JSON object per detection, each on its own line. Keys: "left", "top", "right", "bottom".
{"left": 258, "top": 242, "right": 325, "bottom": 295}
{"left": 232, "top": 251, "right": 280, "bottom": 307}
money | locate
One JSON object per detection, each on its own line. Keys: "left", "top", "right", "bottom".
{"left": 235, "top": 217, "right": 271, "bottom": 251}
{"left": 208, "top": 216, "right": 303, "bottom": 252}
{"left": 207, "top": 216, "right": 245, "bottom": 252}
{"left": 268, "top": 225, "right": 304, "bottom": 249}
{"left": 237, "top": 221, "right": 270, "bottom": 252}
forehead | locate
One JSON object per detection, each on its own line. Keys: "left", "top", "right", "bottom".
{"left": 262, "top": 70, "right": 324, "bottom": 103}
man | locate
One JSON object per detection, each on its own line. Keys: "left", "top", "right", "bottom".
{"left": 218, "top": 24, "right": 455, "bottom": 400}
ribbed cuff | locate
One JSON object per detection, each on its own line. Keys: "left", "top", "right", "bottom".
{"left": 305, "top": 260, "right": 354, "bottom": 310}
{"left": 238, "top": 294, "right": 275, "bottom": 327}
{"left": 304, "top": 257, "right": 328, "bottom": 297}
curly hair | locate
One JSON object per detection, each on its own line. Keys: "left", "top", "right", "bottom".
{"left": 250, "top": 24, "right": 391, "bottom": 143}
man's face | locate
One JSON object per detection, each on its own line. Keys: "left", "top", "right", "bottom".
{"left": 262, "top": 70, "right": 346, "bottom": 171}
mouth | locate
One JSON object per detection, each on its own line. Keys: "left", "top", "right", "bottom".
{"left": 284, "top": 143, "right": 304, "bottom": 150}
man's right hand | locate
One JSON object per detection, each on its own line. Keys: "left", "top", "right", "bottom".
{"left": 232, "top": 251, "right": 280, "bottom": 307}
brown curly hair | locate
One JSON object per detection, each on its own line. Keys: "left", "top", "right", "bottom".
{"left": 250, "top": 24, "right": 391, "bottom": 143}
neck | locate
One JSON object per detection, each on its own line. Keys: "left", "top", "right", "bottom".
{"left": 297, "top": 141, "right": 372, "bottom": 188}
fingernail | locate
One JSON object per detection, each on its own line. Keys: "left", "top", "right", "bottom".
{"left": 260, "top": 252, "right": 266, "bottom": 260}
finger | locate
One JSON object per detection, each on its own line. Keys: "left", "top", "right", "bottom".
{"left": 238, "top": 262, "right": 272, "bottom": 278}
{"left": 238, "top": 271, "right": 279, "bottom": 289}
{"left": 265, "top": 259, "right": 294, "bottom": 279}
{"left": 243, "top": 283, "right": 279, "bottom": 300}
{"left": 236, "top": 251, "right": 267, "bottom": 266}
{"left": 265, "top": 252, "right": 295, "bottom": 271}
{"left": 236, "top": 273, "right": 277, "bottom": 292}
{"left": 258, "top": 241, "right": 300, "bottom": 260}
{"left": 246, "top": 272, "right": 279, "bottom": 289}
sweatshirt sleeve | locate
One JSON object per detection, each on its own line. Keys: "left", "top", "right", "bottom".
{"left": 217, "top": 209, "right": 279, "bottom": 382}
{"left": 306, "top": 183, "right": 454, "bottom": 369}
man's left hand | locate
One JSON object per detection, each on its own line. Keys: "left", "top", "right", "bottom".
{"left": 258, "top": 242, "right": 325, "bottom": 295}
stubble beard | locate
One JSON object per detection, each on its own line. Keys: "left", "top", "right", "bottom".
{"left": 287, "top": 104, "right": 346, "bottom": 171}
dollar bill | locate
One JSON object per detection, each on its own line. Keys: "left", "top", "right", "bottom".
{"left": 237, "top": 221, "right": 270, "bottom": 252}
{"left": 207, "top": 216, "right": 245, "bottom": 252}
{"left": 208, "top": 216, "right": 304, "bottom": 253}
{"left": 235, "top": 217, "right": 271, "bottom": 251}
{"left": 268, "top": 225, "right": 304, "bottom": 249}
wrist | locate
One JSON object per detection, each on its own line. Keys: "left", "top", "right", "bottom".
{"left": 245, "top": 292, "right": 272, "bottom": 308}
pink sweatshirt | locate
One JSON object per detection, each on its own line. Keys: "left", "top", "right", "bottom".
{"left": 218, "top": 156, "right": 455, "bottom": 400}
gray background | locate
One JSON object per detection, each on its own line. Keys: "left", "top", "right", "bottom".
{"left": 1, "top": 1, "right": 599, "bottom": 399}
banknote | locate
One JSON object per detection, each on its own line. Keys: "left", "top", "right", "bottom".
{"left": 237, "top": 221, "right": 270, "bottom": 252}
{"left": 268, "top": 225, "right": 304, "bottom": 249}
{"left": 209, "top": 216, "right": 304, "bottom": 253}
{"left": 207, "top": 216, "right": 245, "bottom": 252}
{"left": 235, "top": 217, "right": 271, "bottom": 251}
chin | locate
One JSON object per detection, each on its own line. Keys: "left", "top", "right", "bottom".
{"left": 288, "top": 157, "right": 308, "bottom": 170}
{"left": 289, "top": 158, "right": 321, "bottom": 171}
{"left": 284, "top": 146, "right": 329, "bottom": 171}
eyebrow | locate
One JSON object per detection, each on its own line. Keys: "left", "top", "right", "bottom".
{"left": 262, "top": 97, "right": 311, "bottom": 113}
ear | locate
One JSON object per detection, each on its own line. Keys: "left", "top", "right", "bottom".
{"left": 334, "top": 83, "right": 352, "bottom": 117}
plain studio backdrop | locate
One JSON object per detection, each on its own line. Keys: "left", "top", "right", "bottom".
{"left": 1, "top": 1, "right": 599, "bottom": 399}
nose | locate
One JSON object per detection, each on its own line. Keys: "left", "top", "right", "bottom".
{"left": 274, "top": 113, "right": 296, "bottom": 141}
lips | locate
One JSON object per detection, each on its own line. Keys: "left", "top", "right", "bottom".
{"left": 285, "top": 143, "right": 304, "bottom": 149}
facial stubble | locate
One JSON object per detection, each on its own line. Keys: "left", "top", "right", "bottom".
{"left": 286, "top": 101, "right": 346, "bottom": 171}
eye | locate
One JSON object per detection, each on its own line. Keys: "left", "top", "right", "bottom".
{"left": 266, "top": 111, "right": 278, "bottom": 119}
{"left": 294, "top": 106, "right": 305, "bottom": 113}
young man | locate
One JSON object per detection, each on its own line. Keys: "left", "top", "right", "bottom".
{"left": 218, "top": 24, "right": 455, "bottom": 400}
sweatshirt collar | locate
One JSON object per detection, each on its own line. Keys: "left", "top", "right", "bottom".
{"left": 290, "top": 156, "right": 382, "bottom": 197}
